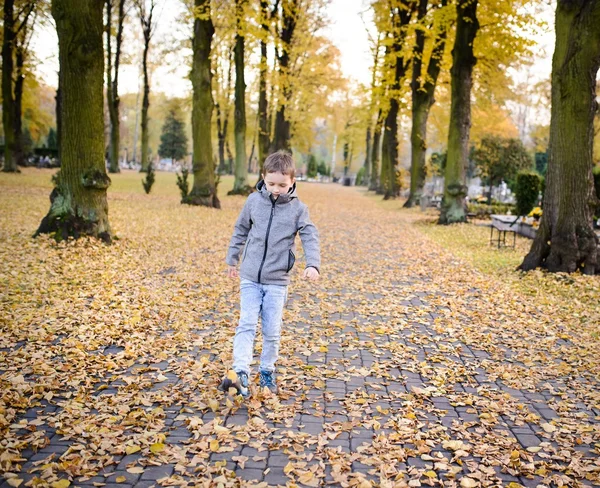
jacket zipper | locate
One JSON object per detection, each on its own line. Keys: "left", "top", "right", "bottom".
{"left": 257, "top": 199, "right": 276, "bottom": 283}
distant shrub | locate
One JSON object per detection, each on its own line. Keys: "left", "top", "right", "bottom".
{"left": 356, "top": 167, "right": 366, "bottom": 186}
{"left": 142, "top": 163, "right": 156, "bottom": 194}
{"left": 467, "top": 202, "right": 515, "bottom": 219}
{"left": 515, "top": 171, "right": 542, "bottom": 216}
{"left": 176, "top": 167, "right": 190, "bottom": 201}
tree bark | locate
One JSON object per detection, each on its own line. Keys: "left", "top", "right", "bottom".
{"left": 369, "top": 108, "right": 383, "bottom": 191}
{"left": 230, "top": 0, "right": 251, "bottom": 195}
{"left": 271, "top": 0, "right": 297, "bottom": 152}
{"left": 36, "top": 0, "right": 111, "bottom": 242}
{"left": 187, "top": 0, "right": 219, "bottom": 208}
{"left": 405, "top": 0, "right": 447, "bottom": 207}
{"left": 257, "top": 0, "right": 271, "bottom": 175}
{"left": 106, "top": 0, "right": 125, "bottom": 173}
{"left": 439, "top": 0, "right": 479, "bottom": 224}
{"left": 14, "top": 40, "right": 25, "bottom": 167}
{"left": 363, "top": 125, "right": 371, "bottom": 184}
{"left": 520, "top": 0, "right": 600, "bottom": 274}
{"left": 2, "top": 0, "right": 18, "bottom": 172}
{"left": 381, "top": 2, "right": 414, "bottom": 199}
{"left": 138, "top": 0, "right": 154, "bottom": 172}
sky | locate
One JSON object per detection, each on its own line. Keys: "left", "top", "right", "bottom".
{"left": 30, "top": 0, "right": 554, "bottom": 100}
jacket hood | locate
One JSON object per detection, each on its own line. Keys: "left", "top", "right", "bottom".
{"left": 256, "top": 179, "right": 298, "bottom": 203}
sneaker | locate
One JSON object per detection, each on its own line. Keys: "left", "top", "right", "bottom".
{"left": 259, "top": 370, "right": 278, "bottom": 394}
{"left": 218, "top": 370, "right": 249, "bottom": 398}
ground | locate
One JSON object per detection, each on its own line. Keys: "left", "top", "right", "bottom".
{"left": 1, "top": 169, "right": 599, "bottom": 488}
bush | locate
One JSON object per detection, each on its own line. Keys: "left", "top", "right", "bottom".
{"left": 515, "top": 171, "right": 542, "bottom": 216}
{"left": 356, "top": 167, "right": 366, "bottom": 186}
{"left": 176, "top": 167, "right": 190, "bottom": 201}
{"left": 306, "top": 154, "right": 318, "bottom": 178}
{"left": 467, "top": 202, "right": 515, "bottom": 219}
{"left": 142, "top": 163, "right": 156, "bottom": 194}
{"left": 317, "top": 160, "right": 330, "bottom": 176}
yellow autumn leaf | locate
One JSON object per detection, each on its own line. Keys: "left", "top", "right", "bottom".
{"left": 541, "top": 422, "right": 556, "bottom": 433}
{"left": 460, "top": 477, "right": 478, "bottom": 488}
{"left": 149, "top": 442, "right": 165, "bottom": 454}
{"left": 210, "top": 439, "right": 220, "bottom": 452}
{"left": 115, "top": 476, "right": 127, "bottom": 483}
{"left": 51, "top": 480, "right": 71, "bottom": 488}
{"left": 126, "top": 467, "right": 144, "bottom": 474}
{"left": 125, "top": 445, "right": 141, "bottom": 455}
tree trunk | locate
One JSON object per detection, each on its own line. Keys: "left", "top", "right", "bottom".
{"left": 36, "top": 0, "right": 111, "bottom": 242}
{"left": 520, "top": 0, "right": 600, "bottom": 274}
{"left": 230, "top": 0, "right": 251, "bottom": 195}
{"left": 363, "top": 125, "right": 371, "bottom": 185}
{"left": 405, "top": 0, "right": 448, "bottom": 207}
{"left": 216, "top": 103, "right": 227, "bottom": 173}
{"left": 258, "top": 0, "right": 270, "bottom": 175}
{"left": 2, "top": 0, "right": 18, "bottom": 172}
{"left": 381, "top": 100, "right": 398, "bottom": 198}
{"left": 187, "top": 0, "right": 219, "bottom": 208}
{"left": 14, "top": 42, "right": 25, "bottom": 167}
{"left": 272, "top": 0, "right": 297, "bottom": 152}
{"left": 381, "top": 2, "right": 414, "bottom": 199}
{"left": 140, "top": 39, "right": 150, "bottom": 172}
{"left": 138, "top": 1, "right": 154, "bottom": 172}
{"left": 369, "top": 108, "right": 383, "bottom": 191}
{"left": 106, "top": 0, "right": 125, "bottom": 174}
{"left": 216, "top": 48, "right": 233, "bottom": 175}
{"left": 439, "top": 0, "right": 479, "bottom": 224}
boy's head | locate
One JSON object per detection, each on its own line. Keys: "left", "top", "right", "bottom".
{"left": 262, "top": 151, "right": 296, "bottom": 198}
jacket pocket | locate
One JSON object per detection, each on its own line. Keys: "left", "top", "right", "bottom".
{"left": 242, "top": 239, "right": 251, "bottom": 262}
{"left": 286, "top": 250, "right": 296, "bottom": 272}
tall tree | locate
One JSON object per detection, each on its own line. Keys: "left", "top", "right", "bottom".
{"left": 13, "top": 2, "right": 38, "bottom": 167}
{"left": 404, "top": 0, "right": 448, "bottom": 207}
{"left": 36, "top": 0, "right": 111, "bottom": 242}
{"left": 257, "top": 0, "right": 279, "bottom": 174}
{"left": 230, "top": 0, "right": 251, "bottom": 194}
{"left": 215, "top": 46, "right": 233, "bottom": 174}
{"left": 187, "top": 0, "right": 219, "bottom": 208}
{"left": 106, "top": 0, "right": 127, "bottom": 173}
{"left": 369, "top": 108, "right": 384, "bottom": 191}
{"left": 271, "top": 0, "right": 298, "bottom": 152}
{"left": 438, "top": 0, "right": 479, "bottom": 224}
{"left": 136, "top": 0, "right": 156, "bottom": 172}
{"left": 2, "top": 0, "right": 18, "bottom": 172}
{"left": 520, "top": 0, "right": 600, "bottom": 274}
{"left": 380, "top": 0, "right": 415, "bottom": 199}
{"left": 363, "top": 33, "right": 382, "bottom": 187}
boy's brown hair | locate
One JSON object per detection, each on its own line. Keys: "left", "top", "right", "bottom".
{"left": 262, "top": 150, "right": 296, "bottom": 178}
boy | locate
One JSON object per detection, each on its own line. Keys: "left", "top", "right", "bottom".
{"left": 220, "top": 151, "right": 321, "bottom": 397}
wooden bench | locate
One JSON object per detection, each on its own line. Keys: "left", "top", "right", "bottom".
{"left": 490, "top": 214, "right": 519, "bottom": 248}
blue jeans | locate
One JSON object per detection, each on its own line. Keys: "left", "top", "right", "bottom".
{"left": 232, "top": 279, "right": 288, "bottom": 374}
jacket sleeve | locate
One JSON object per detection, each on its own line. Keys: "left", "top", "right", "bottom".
{"left": 226, "top": 198, "right": 252, "bottom": 266}
{"left": 298, "top": 204, "right": 321, "bottom": 272}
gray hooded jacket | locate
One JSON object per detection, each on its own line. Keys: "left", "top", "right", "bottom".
{"left": 226, "top": 181, "right": 320, "bottom": 285}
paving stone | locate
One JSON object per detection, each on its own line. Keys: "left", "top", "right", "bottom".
{"left": 140, "top": 465, "right": 175, "bottom": 480}
{"left": 233, "top": 467, "right": 264, "bottom": 482}
{"left": 105, "top": 470, "right": 140, "bottom": 484}
{"left": 263, "top": 469, "right": 289, "bottom": 486}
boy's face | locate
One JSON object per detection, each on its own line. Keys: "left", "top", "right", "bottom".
{"left": 263, "top": 171, "right": 295, "bottom": 199}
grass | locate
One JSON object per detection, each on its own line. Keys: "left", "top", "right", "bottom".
{"left": 358, "top": 186, "right": 600, "bottom": 328}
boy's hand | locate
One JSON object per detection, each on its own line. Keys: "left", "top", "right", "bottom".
{"left": 303, "top": 267, "right": 320, "bottom": 281}
{"left": 227, "top": 265, "right": 239, "bottom": 278}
